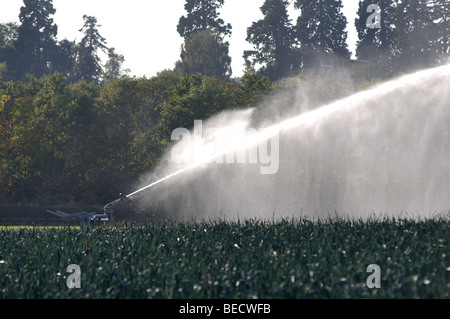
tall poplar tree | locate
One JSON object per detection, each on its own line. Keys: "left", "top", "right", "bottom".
{"left": 74, "top": 15, "right": 108, "bottom": 83}
{"left": 355, "top": 0, "right": 398, "bottom": 77}
{"left": 177, "top": 0, "right": 232, "bottom": 79}
{"left": 177, "top": 0, "right": 232, "bottom": 39}
{"left": 295, "top": 0, "right": 350, "bottom": 69}
{"left": 244, "top": 0, "right": 301, "bottom": 81}
{"left": 14, "top": 0, "right": 58, "bottom": 79}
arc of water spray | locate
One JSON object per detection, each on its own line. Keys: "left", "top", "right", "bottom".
{"left": 125, "top": 64, "right": 450, "bottom": 200}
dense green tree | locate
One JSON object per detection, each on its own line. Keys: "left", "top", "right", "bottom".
{"left": 0, "top": 75, "right": 107, "bottom": 203}
{"left": 355, "top": 0, "right": 398, "bottom": 78}
{"left": 125, "top": 72, "right": 181, "bottom": 173}
{"left": 236, "top": 72, "right": 271, "bottom": 107}
{"left": 103, "top": 48, "right": 129, "bottom": 83}
{"left": 177, "top": 0, "right": 232, "bottom": 39}
{"left": 14, "top": 0, "right": 58, "bottom": 80}
{"left": 74, "top": 15, "right": 108, "bottom": 83}
{"left": 394, "top": 0, "right": 450, "bottom": 71}
{"left": 244, "top": 0, "right": 301, "bottom": 81}
{"left": 355, "top": 0, "right": 450, "bottom": 76}
{"left": 433, "top": 0, "right": 450, "bottom": 64}
{"left": 160, "top": 73, "right": 237, "bottom": 134}
{"left": 97, "top": 75, "right": 183, "bottom": 196}
{"left": 0, "top": 23, "right": 19, "bottom": 80}
{"left": 0, "top": 89, "right": 10, "bottom": 201}
{"left": 59, "top": 80, "right": 106, "bottom": 202}
{"left": 1, "top": 74, "right": 67, "bottom": 202}
{"left": 295, "top": 0, "right": 350, "bottom": 69}
{"left": 175, "top": 29, "right": 232, "bottom": 79}
{"left": 99, "top": 78, "right": 145, "bottom": 181}
{"left": 51, "top": 39, "right": 76, "bottom": 80}
{"left": 394, "top": 0, "right": 434, "bottom": 71}
{"left": 0, "top": 46, "right": 17, "bottom": 81}
{"left": 0, "top": 22, "right": 18, "bottom": 80}
{"left": 0, "top": 22, "right": 19, "bottom": 46}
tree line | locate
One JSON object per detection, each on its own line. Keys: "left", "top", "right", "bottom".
{"left": 0, "top": 69, "right": 275, "bottom": 204}
{"left": 0, "top": 1, "right": 128, "bottom": 83}
{"left": 0, "top": 0, "right": 449, "bottom": 205}
{"left": 176, "top": 0, "right": 449, "bottom": 81}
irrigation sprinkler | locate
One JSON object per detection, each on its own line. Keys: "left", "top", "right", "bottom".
{"left": 103, "top": 193, "right": 128, "bottom": 225}
{"left": 45, "top": 193, "right": 128, "bottom": 227}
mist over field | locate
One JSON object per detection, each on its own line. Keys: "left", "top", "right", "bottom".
{"left": 134, "top": 65, "right": 450, "bottom": 220}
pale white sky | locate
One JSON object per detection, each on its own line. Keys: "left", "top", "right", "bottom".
{"left": 0, "top": 0, "right": 360, "bottom": 78}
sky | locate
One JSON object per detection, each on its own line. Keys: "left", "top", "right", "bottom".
{"left": 0, "top": 0, "right": 360, "bottom": 78}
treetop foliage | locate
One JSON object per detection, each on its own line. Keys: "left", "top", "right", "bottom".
{"left": 176, "top": 29, "right": 232, "bottom": 79}
{"left": 244, "top": 0, "right": 301, "bottom": 81}
{"left": 295, "top": 0, "right": 350, "bottom": 69}
{"left": 177, "top": 0, "right": 232, "bottom": 39}
{"left": 0, "top": 2, "right": 126, "bottom": 83}
{"left": 74, "top": 15, "right": 108, "bottom": 84}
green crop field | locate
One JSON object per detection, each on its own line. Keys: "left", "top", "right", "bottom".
{"left": 0, "top": 217, "right": 448, "bottom": 299}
